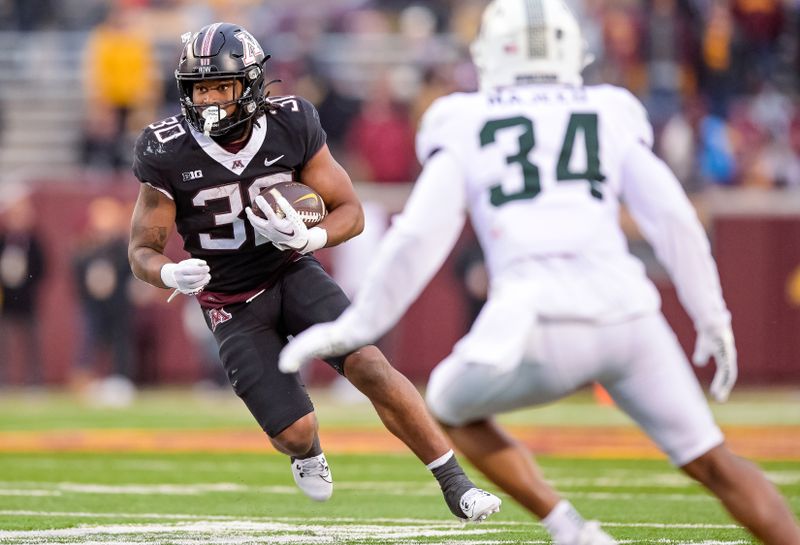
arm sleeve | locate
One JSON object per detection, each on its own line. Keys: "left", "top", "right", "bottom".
{"left": 621, "top": 142, "right": 730, "bottom": 331}
{"left": 338, "top": 149, "right": 468, "bottom": 341}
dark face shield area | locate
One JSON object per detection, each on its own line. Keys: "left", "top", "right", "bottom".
{"left": 179, "top": 78, "right": 252, "bottom": 138}
{"left": 196, "top": 99, "right": 236, "bottom": 136}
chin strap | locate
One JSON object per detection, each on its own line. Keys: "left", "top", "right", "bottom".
{"left": 211, "top": 117, "right": 254, "bottom": 144}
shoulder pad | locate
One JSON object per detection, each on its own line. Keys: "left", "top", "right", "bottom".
{"left": 135, "top": 115, "right": 190, "bottom": 158}
{"left": 597, "top": 85, "right": 653, "bottom": 148}
{"left": 416, "top": 93, "right": 474, "bottom": 164}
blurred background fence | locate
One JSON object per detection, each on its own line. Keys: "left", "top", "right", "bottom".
{"left": 0, "top": 0, "right": 799, "bottom": 390}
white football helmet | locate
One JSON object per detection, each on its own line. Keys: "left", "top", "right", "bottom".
{"left": 471, "top": 0, "right": 590, "bottom": 90}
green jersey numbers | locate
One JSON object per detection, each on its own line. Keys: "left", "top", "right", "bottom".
{"left": 480, "top": 113, "right": 606, "bottom": 206}
{"left": 480, "top": 116, "right": 541, "bottom": 206}
{"left": 556, "top": 113, "right": 605, "bottom": 198}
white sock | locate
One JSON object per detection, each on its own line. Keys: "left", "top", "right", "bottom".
{"left": 542, "top": 500, "right": 585, "bottom": 544}
{"left": 425, "top": 449, "right": 454, "bottom": 470}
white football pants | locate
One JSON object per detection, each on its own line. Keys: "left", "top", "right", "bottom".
{"left": 426, "top": 312, "right": 723, "bottom": 467}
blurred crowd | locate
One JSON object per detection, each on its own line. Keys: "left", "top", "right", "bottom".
{"left": 3, "top": 0, "right": 799, "bottom": 190}
{"left": 0, "top": 0, "right": 799, "bottom": 393}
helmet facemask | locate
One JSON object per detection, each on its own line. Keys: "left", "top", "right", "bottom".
{"left": 175, "top": 23, "right": 268, "bottom": 139}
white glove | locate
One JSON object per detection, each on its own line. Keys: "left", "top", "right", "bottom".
{"left": 278, "top": 317, "right": 369, "bottom": 374}
{"left": 245, "top": 191, "right": 326, "bottom": 254}
{"left": 692, "top": 325, "right": 738, "bottom": 403}
{"left": 160, "top": 258, "right": 211, "bottom": 295}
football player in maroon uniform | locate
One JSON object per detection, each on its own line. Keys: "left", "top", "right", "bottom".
{"left": 127, "top": 22, "right": 500, "bottom": 521}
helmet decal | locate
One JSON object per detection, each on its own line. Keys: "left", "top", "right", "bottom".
{"left": 234, "top": 30, "right": 264, "bottom": 67}
{"left": 198, "top": 22, "right": 224, "bottom": 65}
{"left": 524, "top": 0, "right": 547, "bottom": 58}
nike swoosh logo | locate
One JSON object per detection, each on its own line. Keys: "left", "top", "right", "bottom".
{"left": 264, "top": 154, "right": 285, "bottom": 167}
{"left": 293, "top": 193, "right": 319, "bottom": 206}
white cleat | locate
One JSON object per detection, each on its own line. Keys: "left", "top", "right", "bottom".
{"left": 291, "top": 453, "right": 333, "bottom": 502}
{"left": 458, "top": 488, "right": 502, "bottom": 522}
{"left": 560, "top": 520, "right": 618, "bottom": 545}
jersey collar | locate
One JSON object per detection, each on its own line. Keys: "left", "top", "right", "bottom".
{"left": 189, "top": 114, "right": 267, "bottom": 176}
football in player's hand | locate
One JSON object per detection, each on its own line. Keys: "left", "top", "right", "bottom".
{"left": 255, "top": 181, "right": 327, "bottom": 227}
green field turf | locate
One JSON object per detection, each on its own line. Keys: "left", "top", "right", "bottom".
{"left": 0, "top": 387, "right": 797, "bottom": 544}
{"left": 0, "top": 452, "right": 797, "bottom": 544}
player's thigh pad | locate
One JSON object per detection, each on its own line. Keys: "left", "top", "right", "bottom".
{"left": 426, "top": 353, "right": 582, "bottom": 427}
{"left": 205, "top": 293, "right": 314, "bottom": 438}
{"left": 279, "top": 256, "right": 352, "bottom": 374}
{"left": 601, "top": 313, "right": 723, "bottom": 466}
{"left": 428, "top": 313, "right": 724, "bottom": 466}
{"left": 427, "top": 316, "right": 632, "bottom": 425}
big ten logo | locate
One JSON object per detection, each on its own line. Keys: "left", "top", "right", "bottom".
{"left": 182, "top": 170, "right": 203, "bottom": 182}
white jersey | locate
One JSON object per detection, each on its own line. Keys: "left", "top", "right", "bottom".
{"left": 339, "top": 83, "right": 730, "bottom": 360}
{"left": 417, "top": 85, "right": 650, "bottom": 264}
{"left": 413, "top": 84, "right": 727, "bottom": 327}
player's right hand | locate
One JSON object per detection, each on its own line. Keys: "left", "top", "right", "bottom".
{"left": 160, "top": 258, "right": 211, "bottom": 295}
{"left": 279, "top": 319, "right": 366, "bottom": 374}
{"left": 692, "top": 325, "right": 737, "bottom": 403}
{"left": 245, "top": 193, "right": 312, "bottom": 253}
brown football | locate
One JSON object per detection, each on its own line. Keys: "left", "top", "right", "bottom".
{"left": 254, "top": 181, "right": 327, "bottom": 227}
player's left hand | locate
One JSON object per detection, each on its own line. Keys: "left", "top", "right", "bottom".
{"left": 692, "top": 325, "right": 737, "bottom": 403}
{"left": 245, "top": 191, "right": 311, "bottom": 253}
{"left": 279, "top": 320, "right": 365, "bottom": 374}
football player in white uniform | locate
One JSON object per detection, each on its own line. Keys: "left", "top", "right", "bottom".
{"left": 277, "top": 0, "right": 800, "bottom": 543}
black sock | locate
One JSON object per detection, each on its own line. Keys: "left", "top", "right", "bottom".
{"left": 431, "top": 455, "right": 476, "bottom": 517}
{"left": 290, "top": 435, "right": 322, "bottom": 462}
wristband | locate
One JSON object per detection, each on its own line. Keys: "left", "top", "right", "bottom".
{"left": 160, "top": 263, "right": 178, "bottom": 289}
{"left": 302, "top": 226, "right": 328, "bottom": 254}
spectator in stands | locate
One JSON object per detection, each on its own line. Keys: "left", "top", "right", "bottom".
{"left": 81, "top": 0, "right": 160, "bottom": 175}
{"left": 700, "top": 1, "right": 735, "bottom": 117}
{"left": 731, "top": 0, "right": 785, "bottom": 88}
{"left": 72, "top": 197, "right": 136, "bottom": 404}
{"left": 345, "top": 72, "right": 418, "bottom": 183}
{"left": 643, "top": 0, "right": 698, "bottom": 129}
{"left": 0, "top": 192, "right": 46, "bottom": 386}
{"left": 304, "top": 72, "right": 362, "bottom": 160}
{"left": 699, "top": 113, "right": 736, "bottom": 186}
{"left": 600, "top": 3, "right": 646, "bottom": 93}
{"left": 729, "top": 100, "right": 773, "bottom": 188}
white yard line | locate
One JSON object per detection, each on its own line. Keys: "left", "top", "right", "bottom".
{"left": 0, "top": 510, "right": 743, "bottom": 529}
{"left": 0, "top": 520, "right": 510, "bottom": 545}
{"left": 0, "top": 519, "right": 750, "bottom": 545}
{"left": 0, "top": 481, "right": 732, "bottom": 502}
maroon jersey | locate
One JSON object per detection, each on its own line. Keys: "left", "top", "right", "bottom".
{"left": 132, "top": 96, "right": 326, "bottom": 294}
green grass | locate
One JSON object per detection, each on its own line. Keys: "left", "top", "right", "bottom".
{"left": 1, "top": 386, "right": 798, "bottom": 431}
{"left": 0, "top": 387, "right": 797, "bottom": 544}
{"left": 0, "top": 452, "right": 797, "bottom": 543}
